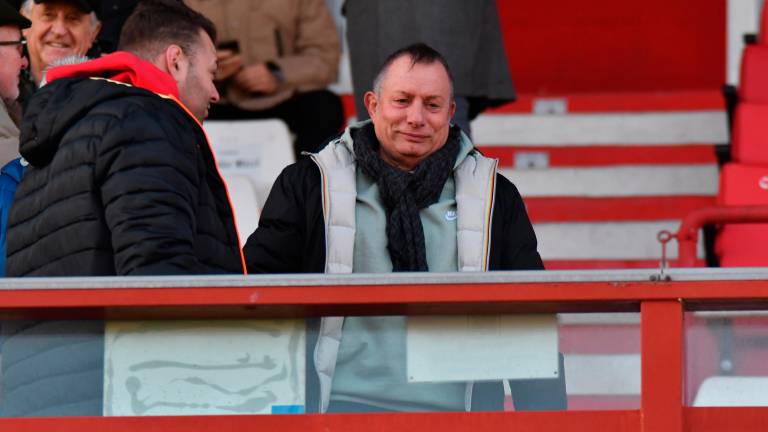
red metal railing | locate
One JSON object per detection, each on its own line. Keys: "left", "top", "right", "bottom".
{"left": 0, "top": 274, "right": 768, "bottom": 431}
{"left": 671, "top": 205, "right": 768, "bottom": 267}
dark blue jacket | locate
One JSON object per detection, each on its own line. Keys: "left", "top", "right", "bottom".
{"left": 0, "top": 158, "right": 24, "bottom": 276}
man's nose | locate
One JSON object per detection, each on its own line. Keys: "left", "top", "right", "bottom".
{"left": 406, "top": 101, "right": 425, "bottom": 126}
{"left": 49, "top": 17, "right": 68, "bottom": 35}
{"left": 210, "top": 86, "right": 220, "bottom": 104}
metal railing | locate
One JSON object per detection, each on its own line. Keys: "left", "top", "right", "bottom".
{"left": 669, "top": 205, "right": 768, "bottom": 267}
{"left": 1, "top": 269, "right": 768, "bottom": 431}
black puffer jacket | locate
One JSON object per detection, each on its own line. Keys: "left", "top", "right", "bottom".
{"left": 6, "top": 77, "right": 243, "bottom": 276}
{"left": 1, "top": 74, "right": 244, "bottom": 418}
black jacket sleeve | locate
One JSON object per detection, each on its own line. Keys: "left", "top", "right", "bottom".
{"left": 485, "top": 175, "right": 566, "bottom": 410}
{"left": 489, "top": 174, "right": 544, "bottom": 271}
{"left": 243, "top": 158, "right": 326, "bottom": 273}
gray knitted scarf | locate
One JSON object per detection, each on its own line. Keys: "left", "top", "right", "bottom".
{"left": 353, "top": 123, "right": 461, "bottom": 271}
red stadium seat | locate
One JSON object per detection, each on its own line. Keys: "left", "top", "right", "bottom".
{"left": 731, "top": 103, "right": 768, "bottom": 164}
{"left": 715, "top": 163, "right": 768, "bottom": 266}
{"left": 739, "top": 45, "right": 768, "bottom": 103}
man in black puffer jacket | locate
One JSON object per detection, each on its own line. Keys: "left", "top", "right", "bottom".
{"left": 2, "top": 0, "right": 245, "bottom": 417}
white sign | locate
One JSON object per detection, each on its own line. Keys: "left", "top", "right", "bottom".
{"left": 103, "top": 319, "right": 305, "bottom": 416}
{"left": 407, "top": 315, "right": 559, "bottom": 383}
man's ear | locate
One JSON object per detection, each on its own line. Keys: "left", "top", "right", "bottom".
{"left": 364, "top": 91, "right": 378, "bottom": 119}
{"left": 449, "top": 100, "right": 456, "bottom": 119}
{"left": 90, "top": 22, "right": 102, "bottom": 45}
{"left": 163, "top": 44, "right": 188, "bottom": 83}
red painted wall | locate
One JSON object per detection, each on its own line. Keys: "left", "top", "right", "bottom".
{"left": 497, "top": 0, "right": 726, "bottom": 94}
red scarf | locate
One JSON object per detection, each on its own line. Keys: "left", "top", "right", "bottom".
{"left": 44, "top": 52, "right": 180, "bottom": 99}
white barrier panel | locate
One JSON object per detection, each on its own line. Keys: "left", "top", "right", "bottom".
{"left": 103, "top": 320, "right": 306, "bottom": 416}
{"left": 564, "top": 354, "right": 641, "bottom": 396}
{"left": 694, "top": 376, "right": 768, "bottom": 406}
{"left": 407, "top": 315, "right": 559, "bottom": 382}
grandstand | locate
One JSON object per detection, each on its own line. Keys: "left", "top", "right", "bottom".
{"left": 3, "top": 0, "right": 768, "bottom": 431}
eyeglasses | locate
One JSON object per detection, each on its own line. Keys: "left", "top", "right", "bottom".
{"left": 0, "top": 39, "right": 26, "bottom": 56}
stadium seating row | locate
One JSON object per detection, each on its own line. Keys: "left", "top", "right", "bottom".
{"left": 204, "top": 119, "right": 296, "bottom": 244}
{"left": 716, "top": 23, "right": 768, "bottom": 267}
{"left": 687, "top": 9, "right": 768, "bottom": 408}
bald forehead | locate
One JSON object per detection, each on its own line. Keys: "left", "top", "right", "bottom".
{"left": 378, "top": 55, "right": 453, "bottom": 98}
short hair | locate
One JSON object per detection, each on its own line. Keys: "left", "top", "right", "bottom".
{"left": 21, "top": 0, "right": 101, "bottom": 32}
{"left": 118, "top": 0, "right": 216, "bottom": 60}
{"left": 372, "top": 43, "right": 454, "bottom": 100}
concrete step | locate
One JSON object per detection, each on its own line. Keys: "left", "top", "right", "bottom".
{"left": 501, "top": 165, "right": 718, "bottom": 197}
{"left": 472, "top": 111, "right": 728, "bottom": 146}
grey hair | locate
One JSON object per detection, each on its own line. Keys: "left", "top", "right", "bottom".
{"left": 21, "top": 0, "right": 101, "bottom": 32}
{"left": 39, "top": 54, "right": 90, "bottom": 86}
{"left": 371, "top": 43, "right": 455, "bottom": 100}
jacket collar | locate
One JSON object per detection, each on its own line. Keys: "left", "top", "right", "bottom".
{"left": 43, "top": 52, "right": 180, "bottom": 99}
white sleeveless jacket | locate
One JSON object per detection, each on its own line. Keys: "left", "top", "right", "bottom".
{"left": 308, "top": 123, "right": 499, "bottom": 412}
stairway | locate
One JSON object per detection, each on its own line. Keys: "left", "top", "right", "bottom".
{"left": 471, "top": 90, "right": 728, "bottom": 409}
{"left": 473, "top": 91, "right": 728, "bottom": 270}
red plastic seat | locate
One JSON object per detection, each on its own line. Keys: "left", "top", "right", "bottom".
{"left": 739, "top": 45, "right": 768, "bottom": 103}
{"left": 715, "top": 163, "right": 768, "bottom": 266}
{"left": 731, "top": 103, "right": 768, "bottom": 164}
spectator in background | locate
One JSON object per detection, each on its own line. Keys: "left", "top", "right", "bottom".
{"left": 3, "top": 0, "right": 244, "bottom": 416}
{"left": 0, "top": 0, "right": 29, "bottom": 276}
{"left": 20, "top": 0, "right": 101, "bottom": 85}
{"left": 187, "top": 0, "right": 344, "bottom": 158}
{"left": 244, "top": 43, "right": 563, "bottom": 413}
{"left": 0, "top": 0, "right": 28, "bottom": 163}
{"left": 93, "top": 0, "right": 139, "bottom": 55}
{"left": 344, "top": 0, "right": 515, "bottom": 137}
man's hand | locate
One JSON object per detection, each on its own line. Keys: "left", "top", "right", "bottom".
{"left": 216, "top": 49, "right": 243, "bottom": 81}
{"left": 234, "top": 63, "right": 280, "bottom": 95}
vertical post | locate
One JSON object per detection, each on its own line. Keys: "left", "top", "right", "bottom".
{"left": 641, "top": 300, "right": 684, "bottom": 432}
{"left": 677, "top": 235, "right": 699, "bottom": 268}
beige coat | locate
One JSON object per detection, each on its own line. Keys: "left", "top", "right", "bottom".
{"left": 187, "top": 0, "right": 340, "bottom": 111}
{"left": 0, "top": 100, "right": 21, "bottom": 167}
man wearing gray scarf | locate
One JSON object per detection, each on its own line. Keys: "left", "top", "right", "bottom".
{"left": 244, "top": 43, "right": 563, "bottom": 414}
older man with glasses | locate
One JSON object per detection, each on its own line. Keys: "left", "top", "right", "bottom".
{"left": 0, "top": 0, "right": 28, "bottom": 148}
{"left": 0, "top": 0, "right": 29, "bottom": 276}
